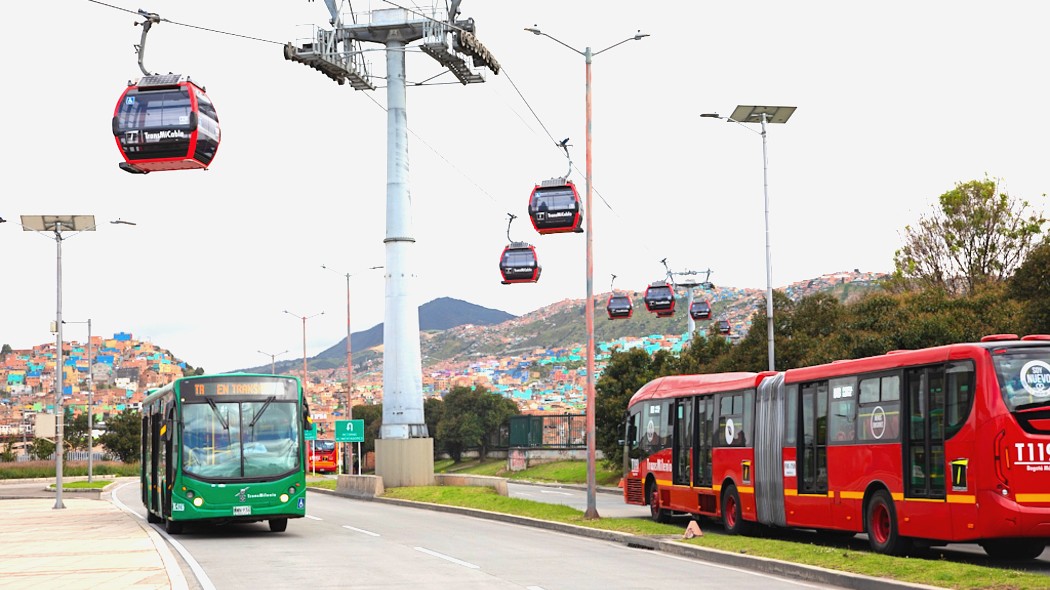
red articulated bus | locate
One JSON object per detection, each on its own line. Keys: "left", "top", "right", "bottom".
{"left": 622, "top": 334, "right": 1050, "bottom": 559}
{"left": 308, "top": 440, "right": 339, "bottom": 473}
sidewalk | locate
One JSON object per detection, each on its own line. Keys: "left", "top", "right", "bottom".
{"left": 0, "top": 481, "right": 187, "bottom": 590}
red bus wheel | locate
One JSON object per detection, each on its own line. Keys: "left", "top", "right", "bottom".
{"left": 721, "top": 484, "right": 750, "bottom": 535}
{"left": 647, "top": 480, "right": 671, "bottom": 523}
{"left": 865, "top": 490, "right": 911, "bottom": 555}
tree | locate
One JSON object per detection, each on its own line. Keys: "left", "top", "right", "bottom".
{"left": 436, "top": 387, "right": 484, "bottom": 462}
{"left": 594, "top": 348, "right": 658, "bottom": 469}
{"left": 424, "top": 397, "right": 445, "bottom": 458}
{"left": 353, "top": 404, "right": 383, "bottom": 456}
{"left": 97, "top": 409, "right": 141, "bottom": 463}
{"left": 30, "top": 437, "right": 55, "bottom": 460}
{"left": 893, "top": 177, "right": 1045, "bottom": 295}
{"left": 434, "top": 386, "right": 516, "bottom": 461}
{"left": 1009, "top": 238, "right": 1050, "bottom": 334}
{"left": 65, "top": 412, "right": 89, "bottom": 452}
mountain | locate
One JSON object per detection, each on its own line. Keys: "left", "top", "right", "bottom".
{"left": 243, "top": 271, "right": 886, "bottom": 374}
{"left": 241, "top": 297, "right": 516, "bottom": 373}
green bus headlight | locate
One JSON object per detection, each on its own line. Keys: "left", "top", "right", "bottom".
{"left": 280, "top": 494, "right": 289, "bottom": 503}
{"left": 193, "top": 497, "right": 204, "bottom": 507}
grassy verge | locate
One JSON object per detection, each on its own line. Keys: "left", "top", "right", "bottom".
{"left": 0, "top": 461, "right": 140, "bottom": 480}
{"left": 381, "top": 485, "right": 1050, "bottom": 590}
{"left": 437, "top": 458, "right": 622, "bottom": 486}
{"left": 48, "top": 480, "right": 112, "bottom": 489}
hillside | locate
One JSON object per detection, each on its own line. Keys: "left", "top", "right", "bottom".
{"left": 256, "top": 270, "right": 886, "bottom": 374}
{"left": 244, "top": 297, "right": 516, "bottom": 373}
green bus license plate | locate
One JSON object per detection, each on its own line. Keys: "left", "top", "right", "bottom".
{"left": 233, "top": 506, "right": 251, "bottom": 516}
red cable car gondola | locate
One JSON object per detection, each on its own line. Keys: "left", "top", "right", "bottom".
{"left": 717, "top": 320, "right": 732, "bottom": 335}
{"left": 499, "top": 242, "right": 541, "bottom": 284}
{"left": 113, "top": 74, "right": 221, "bottom": 174}
{"left": 644, "top": 282, "right": 675, "bottom": 317}
{"left": 528, "top": 179, "right": 583, "bottom": 235}
{"left": 689, "top": 299, "right": 712, "bottom": 321}
{"left": 606, "top": 294, "right": 633, "bottom": 320}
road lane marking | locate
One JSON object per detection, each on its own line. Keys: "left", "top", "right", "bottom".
{"left": 414, "top": 547, "right": 480, "bottom": 569}
{"left": 539, "top": 490, "right": 574, "bottom": 496}
{"left": 305, "top": 515, "right": 322, "bottom": 520}
{"left": 342, "top": 525, "right": 380, "bottom": 536}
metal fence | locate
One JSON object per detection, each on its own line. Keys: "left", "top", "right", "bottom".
{"left": 4, "top": 451, "right": 112, "bottom": 463}
{"left": 506, "top": 414, "right": 586, "bottom": 448}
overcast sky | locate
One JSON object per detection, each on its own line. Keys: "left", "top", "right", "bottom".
{"left": 2, "top": 1, "right": 1047, "bottom": 373}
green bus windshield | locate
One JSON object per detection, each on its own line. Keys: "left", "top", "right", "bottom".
{"left": 182, "top": 399, "right": 302, "bottom": 479}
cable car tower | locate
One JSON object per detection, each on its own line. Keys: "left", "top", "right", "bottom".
{"left": 284, "top": 0, "right": 498, "bottom": 487}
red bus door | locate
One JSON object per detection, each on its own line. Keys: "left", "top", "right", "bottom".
{"left": 792, "top": 381, "right": 830, "bottom": 527}
{"left": 673, "top": 398, "right": 693, "bottom": 487}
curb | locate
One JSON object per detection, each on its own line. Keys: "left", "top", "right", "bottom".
{"left": 307, "top": 486, "right": 942, "bottom": 590}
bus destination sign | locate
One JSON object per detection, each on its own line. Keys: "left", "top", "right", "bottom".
{"left": 179, "top": 378, "right": 296, "bottom": 399}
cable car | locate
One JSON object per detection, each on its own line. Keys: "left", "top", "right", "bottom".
{"left": 689, "top": 299, "right": 712, "bottom": 320}
{"left": 717, "top": 320, "right": 731, "bottom": 335}
{"left": 500, "top": 242, "right": 541, "bottom": 284}
{"left": 528, "top": 179, "right": 583, "bottom": 235}
{"left": 606, "top": 294, "right": 633, "bottom": 320}
{"left": 112, "top": 74, "right": 221, "bottom": 174}
{"left": 643, "top": 282, "right": 675, "bottom": 317}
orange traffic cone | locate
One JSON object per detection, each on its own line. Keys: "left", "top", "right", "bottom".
{"left": 684, "top": 520, "right": 703, "bottom": 539}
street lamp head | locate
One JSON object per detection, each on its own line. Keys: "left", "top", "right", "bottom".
{"left": 110, "top": 218, "right": 136, "bottom": 226}
{"left": 633, "top": 30, "right": 649, "bottom": 40}
{"left": 524, "top": 25, "right": 542, "bottom": 35}
{"left": 700, "top": 112, "right": 722, "bottom": 118}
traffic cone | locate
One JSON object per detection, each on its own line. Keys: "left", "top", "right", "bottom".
{"left": 684, "top": 520, "right": 703, "bottom": 539}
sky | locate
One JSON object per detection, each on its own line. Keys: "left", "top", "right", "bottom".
{"left": 2, "top": 1, "right": 1048, "bottom": 374}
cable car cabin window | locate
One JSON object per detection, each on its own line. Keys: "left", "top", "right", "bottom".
{"left": 502, "top": 249, "right": 536, "bottom": 268}
{"left": 531, "top": 186, "right": 578, "bottom": 212}
{"left": 829, "top": 377, "right": 858, "bottom": 443}
{"left": 690, "top": 301, "right": 711, "bottom": 320}
{"left": 857, "top": 374, "right": 901, "bottom": 442}
{"left": 117, "top": 89, "right": 193, "bottom": 131}
{"left": 716, "top": 389, "right": 753, "bottom": 447}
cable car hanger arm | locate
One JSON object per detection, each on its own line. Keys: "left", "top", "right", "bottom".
{"left": 134, "top": 9, "right": 163, "bottom": 76}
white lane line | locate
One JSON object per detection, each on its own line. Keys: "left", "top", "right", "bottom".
{"left": 526, "top": 587, "right": 547, "bottom": 590}
{"left": 342, "top": 525, "right": 380, "bottom": 537}
{"left": 304, "top": 514, "right": 322, "bottom": 520}
{"left": 112, "top": 482, "right": 216, "bottom": 590}
{"left": 539, "top": 490, "right": 573, "bottom": 497}
{"left": 414, "top": 547, "right": 480, "bottom": 569}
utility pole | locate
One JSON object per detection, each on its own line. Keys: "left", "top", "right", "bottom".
{"left": 286, "top": 1, "right": 498, "bottom": 487}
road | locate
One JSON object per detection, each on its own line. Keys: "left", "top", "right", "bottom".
{"left": 113, "top": 481, "right": 837, "bottom": 590}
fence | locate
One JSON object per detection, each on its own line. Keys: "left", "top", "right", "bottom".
{"left": 4, "top": 451, "right": 112, "bottom": 463}
{"left": 507, "top": 414, "right": 586, "bottom": 448}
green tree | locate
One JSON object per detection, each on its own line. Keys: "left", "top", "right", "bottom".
{"left": 30, "top": 437, "right": 55, "bottom": 460}
{"left": 97, "top": 409, "right": 141, "bottom": 463}
{"left": 1009, "top": 238, "right": 1050, "bottom": 334}
{"left": 353, "top": 404, "right": 383, "bottom": 456}
{"left": 65, "top": 412, "right": 89, "bottom": 452}
{"left": 893, "top": 177, "right": 1045, "bottom": 295}
{"left": 594, "top": 348, "right": 658, "bottom": 469}
{"left": 475, "top": 390, "right": 518, "bottom": 459}
{"left": 424, "top": 397, "right": 445, "bottom": 458}
{"left": 436, "top": 386, "right": 484, "bottom": 461}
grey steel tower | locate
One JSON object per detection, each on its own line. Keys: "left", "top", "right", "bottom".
{"left": 285, "top": 1, "right": 498, "bottom": 486}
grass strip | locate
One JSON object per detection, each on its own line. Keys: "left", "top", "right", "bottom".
{"left": 383, "top": 485, "right": 1050, "bottom": 590}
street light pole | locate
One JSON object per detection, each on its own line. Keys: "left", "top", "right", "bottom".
{"left": 258, "top": 349, "right": 288, "bottom": 375}
{"left": 65, "top": 319, "right": 92, "bottom": 482}
{"left": 20, "top": 215, "right": 97, "bottom": 509}
{"left": 321, "top": 264, "right": 382, "bottom": 474}
{"left": 700, "top": 106, "right": 795, "bottom": 371}
{"left": 283, "top": 310, "right": 324, "bottom": 393}
{"left": 526, "top": 26, "right": 648, "bottom": 520}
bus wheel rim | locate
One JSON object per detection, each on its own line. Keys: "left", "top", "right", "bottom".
{"left": 873, "top": 503, "right": 889, "bottom": 544}
{"left": 726, "top": 495, "right": 737, "bottom": 527}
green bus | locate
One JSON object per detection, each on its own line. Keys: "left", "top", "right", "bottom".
{"left": 141, "top": 373, "right": 310, "bottom": 534}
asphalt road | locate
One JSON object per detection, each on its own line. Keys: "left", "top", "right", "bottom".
{"left": 113, "top": 481, "right": 840, "bottom": 590}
